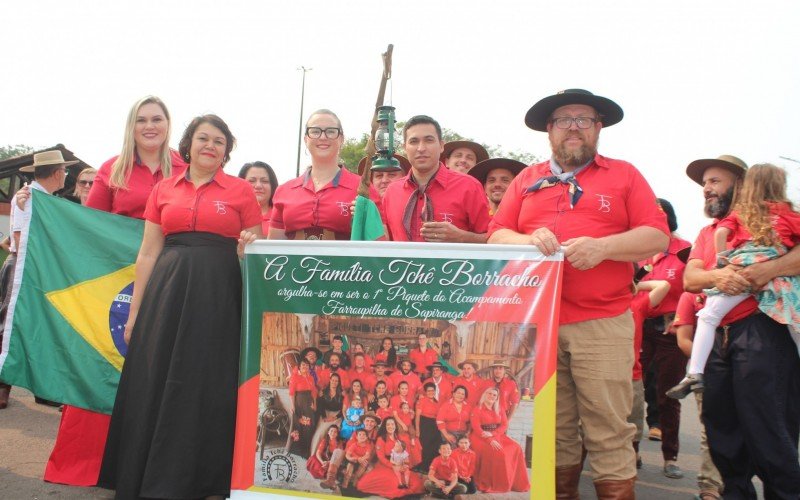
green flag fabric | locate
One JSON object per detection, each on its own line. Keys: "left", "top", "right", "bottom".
{"left": 0, "top": 190, "right": 143, "bottom": 413}
{"left": 350, "top": 194, "right": 385, "bottom": 241}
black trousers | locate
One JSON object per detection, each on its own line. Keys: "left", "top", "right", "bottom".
{"left": 703, "top": 313, "right": 800, "bottom": 499}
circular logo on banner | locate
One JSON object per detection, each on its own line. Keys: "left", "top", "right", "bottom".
{"left": 259, "top": 448, "right": 298, "bottom": 483}
{"left": 109, "top": 282, "right": 133, "bottom": 357}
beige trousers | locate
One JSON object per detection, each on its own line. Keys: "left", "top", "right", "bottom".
{"left": 556, "top": 311, "right": 637, "bottom": 481}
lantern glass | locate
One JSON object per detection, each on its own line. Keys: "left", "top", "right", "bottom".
{"left": 375, "top": 125, "right": 391, "bottom": 153}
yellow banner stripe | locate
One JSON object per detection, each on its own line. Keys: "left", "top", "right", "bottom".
{"left": 531, "top": 372, "right": 557, "bottom": 499}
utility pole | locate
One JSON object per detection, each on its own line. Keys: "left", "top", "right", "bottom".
{"left": 295, "top": 66, "right": 312, "bottom": 177}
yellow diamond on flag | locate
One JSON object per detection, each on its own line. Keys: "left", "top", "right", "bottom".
{"left": 46, "top": 265, "right": 135, "bottom": 371}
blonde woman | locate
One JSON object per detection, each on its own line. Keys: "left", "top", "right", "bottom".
{"left": 86, "top": 95, "right": 187, "bottom": 218}
{"left": 70, "top": 167, "right": 97, "bottom": 205}
{"left": 44, "top": 96, "right": 186, "bottom": 487}
{"left": 269, "top": 109, "right": 359, "bottom": 240}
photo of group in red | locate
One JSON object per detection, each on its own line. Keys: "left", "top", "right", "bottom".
{"left": 254, "top": 313, "right": 534, "bottom": 498}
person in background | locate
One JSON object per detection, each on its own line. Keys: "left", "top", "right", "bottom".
{"left": 356, "top": 154, "right": 411, "bottom": 203}
{"left": 440, "top": 140, "right": 489, "bottom": 174}
{"left": 45, "top": 95, "right": 188, "bottom": 488}
{"left": 69, "top": 166, "right": 97, "bottom": 205}
{"left": 238, "top": 161, "right": 278, "bottom": 235}
{"left": 468, "top": 158, "right": 526, "bottom": 217}
{"left": 425, "top": 441, "right": 467, "bottom": 498}
{"left": 306, "top": 425, "right": 344, "bottom": 480}
{"left": 98, "top": 114, "right": 261, "bottom": 499}
{"left": 269, "top": 109, "right": 358, "bottom": 241}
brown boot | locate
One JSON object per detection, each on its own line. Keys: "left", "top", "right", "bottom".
{"left": 0, "top": 383, "right": 10, "bottom": 410}
{"left": 594, "top": 477, "right": 636, "bottom": 500}
{"left": 556, "top": 463, "right": 582, "bottom": 499}
{"left": 340, "top": 464, "right": 354, "bottom": 489}
{"left": 319, "top": 462, "right": 340, "bottom": 489}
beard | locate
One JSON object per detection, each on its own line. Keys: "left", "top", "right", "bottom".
{"left": 551, "top": 134, "right": 598, "bottom": 168}
{"left": 704, "top": 186, "right": 734, "bottom": 218}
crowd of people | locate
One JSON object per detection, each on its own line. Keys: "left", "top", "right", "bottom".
{"left": 283, "top": 334, "right": 529, "bottom": 498}
{"left": 0, "top": 87, "right": 797, "bottom": 500}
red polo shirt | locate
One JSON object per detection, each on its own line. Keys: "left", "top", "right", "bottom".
{"left": 317, "top": 367, "right": 350, "bottom": 390}
{"left": 88, "top": 150, "right": 187, "bottom": 219}
{"left": 416, "top": 396, "right": 440, "bottom": 418}
{"left": 452, "top": 448, "right": 477, "bottom": 480}
{"left": 145, "top": 169, "right": 261, "bottom": 238}
{"left": 382, "top": 164, "right": 490, "bottom": 242}
{"left": 672, "top": 292, "right": 702, "bottom": 328}
{"left": 347, "top": 368, "right": 375, "bottom": 392}
{"left": 436, "top": 401, "right": 471, "bottom": 433}
{"left": 689, "top": 223, "right": 758, "bottom": 324}
{"left": 429, "top": 455, "right": 459, "bottom": 482}
{"left": 718, "top": 203, "right": 800, "bottom": 249}
{"left": 638, "top": 235, "right": 691, "bottom": 316}
{"left": 345, "top": 440, "right": 373, "bottom": 460}
{"left": 630, "top": 291, "right": 649, "bottom": 381}
{"left": 270, "top": 167, "right": 359, "bottom": 237}
{"left": 423, "top": 375, "right": 453, "bottom": 401}
{"left": 288, "top": 372, "right": 318, "bottom": 398}
{"left": 489, "top": 376, "right": 520, "bottom": 413}
{"left": 489, "top": 155, "right": 669, "bottom": 325}
{"left": 390, "top": 370, "right": 422, "bottom": 397}
{"left": 408, "top": 348, "right": 439, "bottom": 377}
{"left": 452, "top": 375, "right": 487, "bottom": 407}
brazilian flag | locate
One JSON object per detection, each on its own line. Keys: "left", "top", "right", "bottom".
{"left": 0, "top": 190, "right": 142, "bottom": 413}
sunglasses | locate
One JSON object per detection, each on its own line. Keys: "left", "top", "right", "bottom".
{"left": 77, "top": 180, "right": 94, "bottom": 187}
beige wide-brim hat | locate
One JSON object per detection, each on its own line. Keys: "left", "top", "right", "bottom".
{"left": 19, "top": 150, "right": 79, "bottom": 173}
{"left": 488, "top": 360, "right": 510, "bottom": 370}
{"left": 440, "top": 141, "right": 489, "bottom": 164}
{"left": 685, "top": 155, "right": 747, "bottom": 186}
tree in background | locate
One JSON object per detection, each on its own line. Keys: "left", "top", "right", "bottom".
{"left": 0, "top": 144, "right": 34, "bottom": 161}
{"left": 338, "top": 126, "right": 539, "bottom": 172}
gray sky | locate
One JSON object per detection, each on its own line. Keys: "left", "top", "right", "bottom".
{"left": 2, "top": 0, "right": 798, "bottom": 242}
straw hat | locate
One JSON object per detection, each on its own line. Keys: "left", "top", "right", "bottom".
{"left": 685, "top": 155, "right": 747, "bottom": 186}
{"left": 20, "top": 150, "right": 79, "bottom": 173}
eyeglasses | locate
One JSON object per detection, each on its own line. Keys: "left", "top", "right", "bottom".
{"left": 306, "top": 127, "right": 341, "bottom": 139}
{"left": 77, "top": 180, "right": 94, "bottom": 187}
{"left": 550, "top": 116, "right": 598, "bottom": 130}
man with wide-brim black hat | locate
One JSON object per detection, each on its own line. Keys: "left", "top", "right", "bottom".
{"left": 0, "top": 151, "right": 74, "bottom": 410}
{"left": 488, "top": 89, "right": 670, "bottom": 498}
{"left": 440, "top": 140, "right": 489, "bottom": 174}
{"left": 683, "top": 154, "right": 800, "bottom": 498}
{"left": 469, "top": 158, "right": 526, "bottom": 216}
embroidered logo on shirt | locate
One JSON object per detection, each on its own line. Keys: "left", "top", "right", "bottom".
{"left": 213, "top": 201, "right": 228, "bottom": 214}
{"left": 336, "top": 201, "right": 349, "bottom": 216}
{"left": 440, "top": 212, "right": 454, "bottom": 223}
{"left": 596, "top": 194, "right": 612, "bottom": 213}
{"left": 666, "top": 268, "right": 676, "bottom": 279}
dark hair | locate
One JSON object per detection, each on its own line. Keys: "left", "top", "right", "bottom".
{"left": 380, "top": 337, "right": 397, "bottom": 366}
{"left": 238, "top": 161, "right": 278, "bottom": 206}
{"left": 452, "top": 385, "right": 468, "bottom": 400}
{"left": 424, "top": 382, "right": 437, "bottom": 392}
{"left": 378, "top": 416, "right": 398, "bottom": 440}
{"left": 403, "top": 115, "right": 442, "bottom": 142}
{"left": 657, "top": 198, "right": 678, "bottom": 233}
{"left": 375, "top": 380, "right": 388, "bottom": 391}
{"left": 332, "top": 335, "right": 344, "bottom": 341}
{"left": 34, "top": 164, "right": 64, "bottom": 180}
{"left": 179, "top": 114, "right": 236, "bottom": 166}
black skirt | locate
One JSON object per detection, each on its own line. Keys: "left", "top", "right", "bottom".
{"left": 98, "top": 232, "right": 242, "bottom": 499}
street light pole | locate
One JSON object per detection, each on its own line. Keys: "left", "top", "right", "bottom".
{"left": 296, "top": 66, "right": 312, "bottom": 177}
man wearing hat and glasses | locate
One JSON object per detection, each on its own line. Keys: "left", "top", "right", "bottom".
{"left": 441, "top": 140, "right": 489, "bottom": 174}
{"left": 489, "top": 89, "right": 670, "bottom": 498}
{"left": 0, "top": 151, "right": 74, "bottom": 409}
{"left": 683, "top": 155, "right": 800, "bottom": 499}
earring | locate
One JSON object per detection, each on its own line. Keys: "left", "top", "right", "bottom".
{"left": 184, "top": 153, "right": 190, "bottom": 161}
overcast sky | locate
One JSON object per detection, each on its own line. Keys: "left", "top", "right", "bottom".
{"left": 2, "top": 0, "right": 798, "bottom": 242}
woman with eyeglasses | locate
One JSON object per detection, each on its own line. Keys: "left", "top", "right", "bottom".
{"left": 238, "top": 161, "right": 279, "bottom": 235}
{"left": 44, "top": 96, "right": 186, "bottom": 488}
{"left": 70, "top": 167, "right": 97, "bottom": 205}
{"left": 269, "top": 109, "right": 359, "bottom": 240}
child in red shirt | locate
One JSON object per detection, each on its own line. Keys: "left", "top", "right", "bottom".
{"left": 342, "top": 429, "right": 373, "bottom": 489}
{"left": 452, "top": 435, "right": 478, "bottom": 494}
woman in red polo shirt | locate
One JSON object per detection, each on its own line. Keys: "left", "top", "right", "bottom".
{"left": 356, "top": 416, "right": 425, "bottom": 497}
{"left": 45, "top": 95, "right": 187, "bottom": 488}
{"left": 436, "top": 385, "right": 471, "bottom": 445}
{"left": 98, "top": 114, "right": 262, "bottom": 499}
{"left": 289, "top": 358, "right": 319, "bottom": 459}
{"left": 415, "top": 382, "right": 441, "bottom": 472}
{"left": 269, "top": 109, "right": 359, "bottom": 240}
{"left": 238, "top": 161, "right": 278, "bottom": 235}
{"left": 470, "top": 387, "right": 530, "bottom": 493}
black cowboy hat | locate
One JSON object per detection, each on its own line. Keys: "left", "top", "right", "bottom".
{"left": 524, "top": 89, "right": 624, "bottom": 132}
{"left": 396, "top": 359, "right": 416, "bottom": 371}
{"left": 300, "top": 347, "right": 322, "bottom": 361}
{"left": 426, "top": 361, "right": 447, "bottom": 371}
{"left": 457, "top": 360, "right": 480, "bottom": 370}
{"left": 685, "top": 155, "right": 747, "bottom": 186}
{"left": 468, "top": 158, "right": 527, "bottom": 186}
{"left": 372, "top": 360, "right": 388, "bottom": 368}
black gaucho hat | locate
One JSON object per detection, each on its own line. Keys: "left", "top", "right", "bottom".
{"left": 524, "top": 89, "right": 624, "bottom": 132}
{"left": 468, "top": 158, "right": 527, "bottom": 186}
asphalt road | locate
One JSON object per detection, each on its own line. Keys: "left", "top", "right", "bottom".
{"left": 0, "top": 386, "right": 754, "bottom": 499}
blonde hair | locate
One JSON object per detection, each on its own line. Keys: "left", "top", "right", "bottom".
{"left": 733, "top": 163, "right": 794, "bottom": 247}
{"left": 71, "top": 167, "right": 97, "bottom": 197}
{"left": 478, "top": 387, "right": 501, "bottom": 414}
{"left": 110, "top": 96, "right": 174, "bottom": 189}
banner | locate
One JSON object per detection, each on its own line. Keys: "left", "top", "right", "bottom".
{"left": 0, "top": 190, "right": 142, "bottom": 413}
{"left": 232, "top": 240, "right": 562, "bottom": 500}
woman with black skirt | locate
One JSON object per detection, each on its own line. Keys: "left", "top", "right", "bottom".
{"left": 288, "top": 358, "right": 318, "bottom": 458}
{"left": 98, "top": 114, "right": 261, "bottom": 499}
{"left": 415, "top": 382, "right": 441, "bottom": 472}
